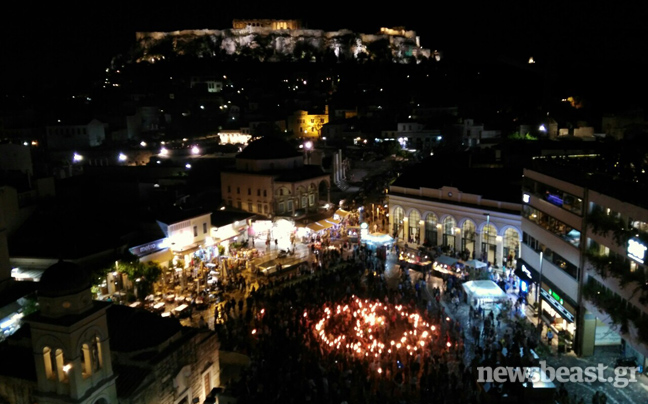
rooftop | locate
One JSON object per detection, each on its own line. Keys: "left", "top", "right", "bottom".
{"left": 236, "top": 135, "right": 301, "bottom": 160}
{"left": 527, "top": 146, "right": 648, "bottom": 209}
{"left": 391, "top": 155, "right": 523, "bottom": 204}
{"left": 106, "top": 304, "right": 183, "bottom": 352}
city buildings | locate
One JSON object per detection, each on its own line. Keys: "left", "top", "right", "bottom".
{"left": 518, "top": 155, "right": 648, "bottom": 366}
{"left": 0, "top": 260, "right": 220, "bottom": 404}
{"left": 220, "top": 136, "right": 331, "bottom": 218}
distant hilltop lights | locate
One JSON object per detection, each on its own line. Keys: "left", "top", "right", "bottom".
{"left": 130, "top": 19, "right": 434, "bottom": 64}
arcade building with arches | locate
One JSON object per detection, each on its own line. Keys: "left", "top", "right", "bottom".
{"left": 387, "top": 166, "right": 523, "bottom": 269}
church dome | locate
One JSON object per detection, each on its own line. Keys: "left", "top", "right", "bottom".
{"left": 236, "top": 136, "right": 301, "bottom": 160}
{"left": 38, "top": 260, "right": 91, "bottom": 298}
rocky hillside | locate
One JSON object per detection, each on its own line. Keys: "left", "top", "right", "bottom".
{"left": 127, "top": 27, "right": 432, "bottom": 65}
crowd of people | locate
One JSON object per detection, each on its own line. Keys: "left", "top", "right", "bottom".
{"left": 213, "top": 243, "right": 485, "bottom": 404}
{"left": 209, "top": 237, "right": 616, "bottom": 404}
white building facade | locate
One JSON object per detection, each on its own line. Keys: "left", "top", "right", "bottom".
{"left": 520, "top": 166, "right": 648, "bottom": 366}
{"left": 388, "top": 184, "right": 522, "bottom": 268}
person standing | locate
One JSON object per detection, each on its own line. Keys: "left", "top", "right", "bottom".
{"left": 547, "top": 329, "right": 554, "bottom": 347}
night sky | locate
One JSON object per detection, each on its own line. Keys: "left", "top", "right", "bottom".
{"left": 2, "top": 2, "right": 648, "bottom": 95}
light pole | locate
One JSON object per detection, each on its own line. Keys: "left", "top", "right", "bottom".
{"left": 537, "top": 251, "right": 544, "bottom": 326}
{"left": 483, "top": 213, "right": 490, "bottom": 262}
{"left": 304, "top": 141, "right": 312, "bottom": 164}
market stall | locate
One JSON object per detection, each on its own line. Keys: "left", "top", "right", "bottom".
{"left": 464, "top": 259, "right": 487, "bottom": 270}
{"left": 398, "top": 250, "right": 432, "bottom": 273}
{"left": 432, "top": 255, "right": 464, "bottom": 276}
{"left": 462, "top": 280, "right": 508, "bottom": 309}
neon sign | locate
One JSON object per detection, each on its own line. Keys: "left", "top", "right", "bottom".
{"left": 628, "top": 238, "right": 647, "bottom": 264}
{"left": 521, "top": 264, "right": 532, "bottom": 280}
{"left": 540, "top": 288, "right": 574, "bottom": 323}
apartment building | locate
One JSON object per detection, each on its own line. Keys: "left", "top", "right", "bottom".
{"left": 519, "top": 158, "right": 648, "bottom": 369}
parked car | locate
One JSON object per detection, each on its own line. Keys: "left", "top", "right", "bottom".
{"left": 165, "top": 293, "right": 175, "bottom": 303}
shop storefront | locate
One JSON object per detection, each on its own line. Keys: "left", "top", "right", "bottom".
{"left": 514, "top": 258, "right": 539, "bottom": 302}
{"left": 539, "top": 282, "right": 577, "bottom": 352}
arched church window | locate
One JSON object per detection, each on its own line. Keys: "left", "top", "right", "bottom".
{"left": 82, "top": 343, "right": 92, "bottom": 378}
{"left": 43, "top": 347, "right": 54, "bottom": 380}
{"left": 55, "top": 349, "right": 68, "bottom": 383}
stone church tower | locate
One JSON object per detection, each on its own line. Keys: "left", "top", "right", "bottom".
{"left": 25, "top": 260, "right": 118, "bottom": 404}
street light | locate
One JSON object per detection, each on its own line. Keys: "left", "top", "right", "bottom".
{"left": 304, "top": 141, "right": 312, "bottom": 164}
{"left": 483, "top": 213, "right": 490, "bottom": 262}
{"left": 537, "top": 251, "right": 544, "bottom": 326}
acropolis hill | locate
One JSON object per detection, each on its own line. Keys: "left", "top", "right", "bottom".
{"left": 132, "top": 19, "right": 433, "bottom": 63}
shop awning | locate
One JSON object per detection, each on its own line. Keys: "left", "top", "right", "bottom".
{"left": 464, "top": 259, "right": 487, "bottom": 269}
{"left": 435, "top": 255, "right": 460, "bottom": 266}
{"left": 462, "top": 280, "right": 508, "bottom": 300}
{"left": 324, "top": 217, "right": 341, "bottom": 225}
{"left": 214, "top": 227, "right": 242, "bottom": 242}
{"left": 335, "top": 209, "right": 351, "bottom": 218}
{"left": 306, "top": 221, "right": 334, "bottom": 232}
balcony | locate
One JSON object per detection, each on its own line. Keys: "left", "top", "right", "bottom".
{"left": 582, "top": 278, "right": 648, "bottom": 352}
{"left": 584, "top": 250, "right": 648, "bottom": 307}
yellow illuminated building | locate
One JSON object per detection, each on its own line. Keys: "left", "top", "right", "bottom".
{"left": 287, "top": 106, "right": 329, "bottom": 139}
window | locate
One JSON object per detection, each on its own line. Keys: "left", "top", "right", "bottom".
{"left": 257, "top": 203, "right": 262, "bottom": 212}
{"left": 237, "top": 201, "right": 242, "bottom": 209}
{"left": 522, "top": 178, "right": 583, "bottom": 215}
{"left": 248, "top": 202, "right": 253, "bottom": 211}
{"left": 236, "top": 187, "right": 240, "bottom": 194}
{"left": 278, "top": 202, "right": 285, "bottom": 213}
{"left": 227, "top": 185, "right": 231, "bottom": 193}
{"left": 287, "top": 200, "right": 293, "bottom": 212}
{"left": 203, "top": 223, "right": 207, "bottom": 234}
{"left": 257, "top": 189, "right": 260, "bottom": 196}
{"left": 309, "top": 194, "right": 314, "bottom": 206}
{"left": 82, "top": 344, "right": 92, "bottom": 378}
{"left": 228, "top": 199, "right": 232, "bottom": 207}
{"left": 94, "top": 337, "right": 103, "bottom": 369}
{"left": 522, "top": 205, "right": 581, "bottom": 248}
{"left": 280, "top": 189, "right": 284, "bottom": 196}
{"left": 55, "top": 349, "right": 67, "bottom": 382}
{"left": 204, "top": 372, "right": 212, "bottom": 400}
{"left": 522, "top": 232, "right": 578, "bottom": 279}
{"left": 248, "top": 188, "right": 251, "bottom": 195}
{"left": 43, "top": 347, "right": 54, "bottom": 380}
{"left": 194, "top": 226, "right": 198, "bottom": 237}
{"left": 263, "top": 190, "right": 267, "bottom": 197}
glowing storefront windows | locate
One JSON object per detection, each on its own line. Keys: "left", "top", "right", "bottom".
{"left": 425, "top": 213, "right": 438, "bottom": 246}
{"left": 408, "top": 209, "right": 421, "bottom": 242}
{"left": 443, "top": 216, "right": 456, "bottom": 247}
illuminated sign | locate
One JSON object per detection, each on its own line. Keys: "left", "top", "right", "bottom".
{"left": 540, "top": 288, "right": 574, "bottom": 323}
{"left": 550, "top": 289, "right": 563, "bottom": 305}
{"left": 521, "top": 264, "right": 532, "bottom": 280}
{"left": 547, "top": 193, "right": 564, "bottom": 207}
{"left": 129, "top": 238, "right": 168, "bottom": 257}
{"left": 627, "top": 238, "right": 646, "bottom": 264}
{"left": 522, "top": 193, "right": 530, "bottom": 203}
